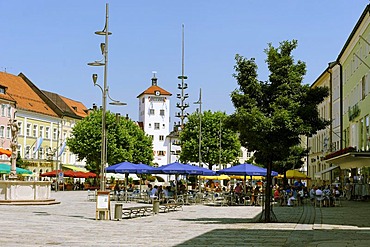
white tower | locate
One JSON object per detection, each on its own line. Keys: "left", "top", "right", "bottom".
{"left": 137, "top": 73, "right": 172, "bottom": 167}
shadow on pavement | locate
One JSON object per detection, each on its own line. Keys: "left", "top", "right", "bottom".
{"left": 175, "top": 229, "right": 370, "bottom": 246}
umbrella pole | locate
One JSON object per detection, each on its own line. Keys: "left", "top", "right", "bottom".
{"left": 175, "top": 174, "right": 178, "bottom": 200}
{"left": 125, "top": 173, "right": 128, "bottom": 202}
{"left": 244, "top": 175, "right": 247, "bottom": 194}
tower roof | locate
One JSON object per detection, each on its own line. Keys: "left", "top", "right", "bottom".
{"left": 137, "top": 85, "right": 172, "bottom": 98}
{"left": 137, "top": 75, "right": 172, "bottom": 98}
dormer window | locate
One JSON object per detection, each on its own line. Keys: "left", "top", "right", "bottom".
{"left": 0, "top": 86, "right": 5, "bottom": 94}
{"left": 72, "top": 106, "right": 77, "bottom": 111}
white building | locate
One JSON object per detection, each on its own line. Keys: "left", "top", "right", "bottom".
{"left": 137, "top": 75, "right": 172, "bottom": 167}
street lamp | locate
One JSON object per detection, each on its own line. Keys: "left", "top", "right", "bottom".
{"left": 88, "top": 3, "right": 125, "bottom": 191}
{"left": 194, "top": 88, "right": 202, "bottom": 168}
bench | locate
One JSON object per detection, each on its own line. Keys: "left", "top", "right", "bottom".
{"left": 122, "top": 206, "right": 153, "bottom": 218}
{"left": 159, "top": 203, "right": 183, "bottom": 213}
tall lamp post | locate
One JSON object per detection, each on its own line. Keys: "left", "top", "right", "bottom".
{"left": 88, "top": 3, "right": 125, "bottom": 191}
{"left": 194, "top": 88, "right": 202, "bottom": 167}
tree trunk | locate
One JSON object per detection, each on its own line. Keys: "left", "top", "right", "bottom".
{"left": 264, "top": 162, "right": 272, "bottom": 222}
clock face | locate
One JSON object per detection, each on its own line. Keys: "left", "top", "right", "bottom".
{"left": 155, "top": 91, "right": 160, "bottom": 96}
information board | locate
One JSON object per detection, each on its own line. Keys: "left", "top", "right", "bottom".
{"left": 96, "top": 191, "right": 110, "bottom": 210}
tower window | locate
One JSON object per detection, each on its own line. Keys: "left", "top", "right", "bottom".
{"left": 154, "top": 123, "right": 160, "bottom": 130}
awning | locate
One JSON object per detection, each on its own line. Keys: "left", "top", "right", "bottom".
{"left": 314, "top": 165, "right": 339, "bottom": 178}
{"left": 62, "top": 164, "right": 88, "bottom": 172}
{"left": 325, "top": 152, "right": 370, "bottom": 169}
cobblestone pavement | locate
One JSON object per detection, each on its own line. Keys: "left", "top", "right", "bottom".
{"left": 0, "top": 191, "right": 369, "bottom": 247}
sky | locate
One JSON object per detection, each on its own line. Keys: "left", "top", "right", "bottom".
{"left": 1, "top": 1, "right": 369, "bottom": 127}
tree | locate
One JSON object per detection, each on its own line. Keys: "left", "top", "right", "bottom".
{"left": 67, "top": 109, "right": 153, "bottom": 174}
{"left": 228, "top": 40, "right": 329, "bottom": 222}
{"left": 179, "top": 110, "right": 241, "bottom": 170}
{"left": 274, "top": 145, "right": 308, "bottom": 186}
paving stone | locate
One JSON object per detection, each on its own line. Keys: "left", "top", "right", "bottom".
{"left": 0, "top": 191, "right": 369, "bottom": 246}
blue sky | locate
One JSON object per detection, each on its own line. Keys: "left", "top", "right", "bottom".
{"left": 1, "top": 1, "right": 369, "bottom": 126}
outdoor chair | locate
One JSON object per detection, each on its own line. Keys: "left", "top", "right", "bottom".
{"left": 333, "top": 195, "right": 342, "bottom": 207}
{"left": 315, "top": 195, "right": 324, "bottom": 207}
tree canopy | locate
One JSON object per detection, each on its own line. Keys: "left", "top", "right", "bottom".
{"left": 67, "top": 110, "right": 153, "bottom": 173}
{"left": 228, "top": 40, "right": 329, "bottom": 221}
{"left": 179, "top": 110, "right": 241, "bottom": 170}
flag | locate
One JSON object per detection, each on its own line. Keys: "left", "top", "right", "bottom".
{"left": 32, "top": 137, "right": 43, "bottom": 154}
{"left": 57, "top": 141, "right": 66, "bottom": 157}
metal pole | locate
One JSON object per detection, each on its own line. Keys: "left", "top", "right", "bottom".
{"left": 198, "top": 88, "right": 202, "bottom": 168}
{"left": 219, "top": 118, "right": 221, "bottom": 168}
{"left": 101, "top": 3, "right": 109, "bottom": 191}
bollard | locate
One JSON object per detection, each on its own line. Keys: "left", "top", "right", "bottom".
{"left": 153, "top": 199, "right": 159, "bottom": 214}
{"left": 114, "top": 203, "right": 123, "bottom": 220}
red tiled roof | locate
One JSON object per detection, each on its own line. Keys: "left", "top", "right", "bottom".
{"left": 59, "top": 95, "right": 89, "bottom": 118}
{"left": 137, "top": 85, "right": 172, "bottom": 98}
{"left": 0, "top": 72, "right": 58, "bottom": 117}
{"left": 0, "top": 84, "right": 16, "bottom": 102}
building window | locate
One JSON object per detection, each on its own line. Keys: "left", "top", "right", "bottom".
{"left": 26, "top": 124, "right": 31, "bottom": 136}
{"left": 0, "top": 87, "right": 5, "bottom": 94}
{"left": 45, "top": 127, "right": 50, "bottom": 139}
{"left": 6, "top": 126, "right": 11, "bottom": 138}
{"left": 33, "top": 124, "right": 38, "bottom": 137}
{"left": 157, "top": 151, "right": 165, "bottom": 156}
{"left": 39, "top": 147, "right": 44, "bottom": 160}
{"left": 149, "top": 109, "right": 155, "bottom": 115}
{"left": 159, "top": 135, "right": 164, "bottom": 141}
{"left": 160, "top": 109, "right": 165, "bottom": 116}
{"left": 149, "top": 123, "right": 152, "bottom": 128}
{"left": 154, "top": 123, "right": 160, "bottom": 130}
{"left": 7, "top": 105, "right": 11, "bottom": 117}
{"left": 39, "top": 126, "right": 44, "bottom": 138}
{"left": 162, "top": 124, "right": 165, "bottom": 129}
{"left": 1, "top": 104, "right": 5, "bottom": 116}
{"left": 25, "top": 146, "right": 30, "bottom": 159}
{"left": 0, "top": 126, "right": 4, "bottom": 138}
{"left": 17, "top": 121, "right": 23, "bottom": 136}
{"left": 149, "top": 135, "right": 154, "bottom": 140}
{"left": 53, "top": 128, "right": 58, "bottom": 140}
{"left": 142, "top": 98, "right": 145, "bottom": 103}
{"left": 32, "top": 147, "right": 36, "bottom": 159}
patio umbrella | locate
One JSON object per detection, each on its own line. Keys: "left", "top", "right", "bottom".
{"left": 106, "top": 161, "right": 155, "bottom": 201}
{"left": 74, "top": 171, "right": 97, "bottom": 178}
{"left": 106, "top": 161, "right": 154, "bottom": 174}
{"left": 218, "top": 163, "right": 278, "bottom": 176}
{"left": 285, "top": 170, "right": 310, "bottom": 179}
{"left": 62, "top": 164, "right": 88, "bottom": 172}
{"left": 200, "top": 174, "right": 231, "bottom": 180}
{"left": 218, "top": 163, "right": 278, "bottom": 193}
{"left": 40, "top": 170, "right": 76, "bottom": 177}
{"left": 155, "top": 162, "right": 205, "bottom": 175}
{"left": 0, "top": 148, "right": 12, "bottom": 157}
{"left": 0, "top": 163, "right": 33, "bottom": 175}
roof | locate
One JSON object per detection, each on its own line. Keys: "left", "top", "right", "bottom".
{"left": 42, "top": 90, "right": 88, "bottom": 119}
{"left": 0, "top": 72, "right": 58, "bottom": 117}
{"left": 0, "top": 83, "right": 16, "bottom": 103}
{"left": 60, "top": 95, "right": 89, "bottom": 118}
{"left": 337, "top": 4, "right": 370, "bottom": 61}
{"left": 137, "top": 85, "right": 172, "bottom": 98}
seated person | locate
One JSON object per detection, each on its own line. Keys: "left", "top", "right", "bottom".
{"left": 287, "top": 187, "right": 297, "bottom": 206}
{"left": 273, "top": 188, "right": 280, "bottom": 202}
{"left": 234, "top": 183, "right": 242, "bottom": 204}
{"left": 151, "top": 185, "right": 158, "bottom": 198}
